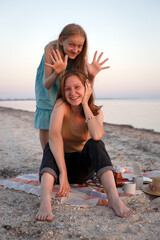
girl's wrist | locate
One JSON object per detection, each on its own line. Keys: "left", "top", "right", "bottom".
{"left": 85, "top": 115, "right": 95, "bottom": 123}
{"left": 82, "top": 101, "right": 87, "bottom": 106}
{"left": 88, "top": 72, "right": 95, "bottom": 80}
{"left": 82, "top": 102, "right": 89, "bottom": 110}
{"left": 59, "top": 168, "right": 67, "bottom": 175}
{"left": 53, "top": 71, "right": 59, "bottom": 77}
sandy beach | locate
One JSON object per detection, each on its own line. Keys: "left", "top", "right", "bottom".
{"left": 0, "top": 106, "right": 160, "bottom": 240}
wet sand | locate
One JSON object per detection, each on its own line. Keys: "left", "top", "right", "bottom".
{"left": 0, "top": 106, "right": 160, "bottom": 240}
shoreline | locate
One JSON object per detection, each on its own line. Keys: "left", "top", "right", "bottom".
{"left": 0, "top": 106, "right": 160, "bottom": 239}
{"left": 1, "top": 106, "right": 160, "bottom": 135}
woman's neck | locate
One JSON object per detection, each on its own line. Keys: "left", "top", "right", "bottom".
{"left": 70, "top": 105, "right": 83, "bottom": 116}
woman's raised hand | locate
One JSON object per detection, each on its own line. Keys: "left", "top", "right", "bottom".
{"left": 85, "top": 51, "right": 110, "bottom": 78}
{"left": 82, "top": 79, "right": 92, "bottom": 106}
{"left": 45, "top": 49, "right": 68, "bottom": 74}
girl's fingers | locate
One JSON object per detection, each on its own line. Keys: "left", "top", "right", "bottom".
{"left": 85, "top": 81, "right": 92, "bottom": 97}
{"left": 45, "top": 63, "right": 54, "bottom": 68}
{"left": 57, "top": 186, "right": 63, "bottom": 195}
{"left": 101, "top": 66, "right": 110, "bottom": 70}
{"left": 56, "top": 190, "right": 69, "bottom": 197}
{"left": 84, "top": 56, "right": 89, "bottom": 65}
{"left": 93, "top": 51, "right": 98, "bottom": 61}
{"left": 49, "top": 53, "right": 56, "bottom": 63}
{"left": 64, "top": 55, "right": 68, "bottom": 64}
{"left": 86, "top": 79, "right": 92, "bottom": 87}
{"left": 56, "top": 49, "right": 62, "bottom": 60}
{"left": 93, "top": 51, "right": 109, "bottom": 64}
{"left": 100, "top": 58, "right": 109, "bottom": 66}
{"left": 52, "top": 49, "right": 59, "bottom": 61}
{"left": 56, "top": 184, "right": 70, "bottom": 197}
{"left": 85, "top": 81, "right": 89, "bottom": 88}
{"left": 97, "top": 52, "right": 103, "bottom": 62}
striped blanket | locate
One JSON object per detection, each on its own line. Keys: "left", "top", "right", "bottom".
{"left": 0, "top": 168, "right": 145, "bottom": 207}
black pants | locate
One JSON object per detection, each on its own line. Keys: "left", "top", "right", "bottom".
{"left": 39, "top": 138, "right": 113, "bottom": 184}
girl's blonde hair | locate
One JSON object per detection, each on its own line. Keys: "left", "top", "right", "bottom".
{"left": 56, "top": 69, "right": 101, "bottom": 116}
{"left": 57, "top": 23, "right": 88, "bottom": 73}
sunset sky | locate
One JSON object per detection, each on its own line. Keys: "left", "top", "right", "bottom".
{"left": 0, "top": 0, "right": 160, "bottom": 99}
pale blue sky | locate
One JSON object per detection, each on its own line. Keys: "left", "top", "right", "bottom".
{"left": 0, "top": 0, "right": 160, "bottom": 99}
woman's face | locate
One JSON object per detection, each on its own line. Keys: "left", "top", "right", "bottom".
{"left": 64, "top": 75, "right": 85, "bottom": 106}
{"left": 60, "top": 35, "right": 85, "bottom": 59}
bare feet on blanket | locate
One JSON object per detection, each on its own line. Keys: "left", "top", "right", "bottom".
{"left": 35, "top": 196, "right": 53, "bottom": 221}
{"left": 108, "top": 196, "right": 134, "bottom": 218}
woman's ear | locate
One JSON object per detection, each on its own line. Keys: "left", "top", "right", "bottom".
{"left": 59, "top": 37, "right": 63, "bottom": 46}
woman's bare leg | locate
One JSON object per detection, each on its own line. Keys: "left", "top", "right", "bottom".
{"left": 35, "top": 172, "right": 54, "bottom": 221}
{"left": 100, "top": 170, "right": 134, "bottom": 218}
{"left": 39, "top": 129, "right": 49, "bottom": 150}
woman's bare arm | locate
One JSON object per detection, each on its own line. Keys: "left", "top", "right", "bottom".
{"left": 82, "top": 80, "right": 104, "bottom": 140}
{"left": 49, "top": 99, "right": 70, "bottom": 196}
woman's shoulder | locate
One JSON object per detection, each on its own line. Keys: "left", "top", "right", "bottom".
{"left": 54, "top": 98, "right": 69, "bottom": 110}
{"left": 53, "top": 99, "right": 70, "bottom": 120}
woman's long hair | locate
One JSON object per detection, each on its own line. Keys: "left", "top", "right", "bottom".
{"left": 56, "top": 69, "right": 102, "bottom": 116}
{"left": 57, "top": 23, "right": 88, "bottom": 73}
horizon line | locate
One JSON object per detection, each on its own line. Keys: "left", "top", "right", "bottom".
{"left": 0, "top": 97, "right": 160, "bottom": 101}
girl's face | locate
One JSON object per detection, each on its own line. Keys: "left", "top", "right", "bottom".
{"left": 64, "top": 75, "right": 85, "bottom": 106}
{"left": 60, "top": 35, "right": 85, "bottom": 59}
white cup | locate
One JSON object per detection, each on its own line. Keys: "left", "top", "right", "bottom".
{"left": 124, "top": 182, "right": 136, "bottom": 194}
{"left": 133, "top": 175, "right": 143, "bottom": 189}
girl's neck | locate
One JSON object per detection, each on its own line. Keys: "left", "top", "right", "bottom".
{"left": 70, "top": 104, "right": 83, "bottom": 116}
{"left": 68, "top": 58, "right": 74, "bottom": 66}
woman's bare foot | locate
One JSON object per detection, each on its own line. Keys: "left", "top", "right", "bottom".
{"left": 108, "top": 196, "right": 134, "bottom": 218}
{"left": 35, "top": 196, "right": 53, "bottom": 221}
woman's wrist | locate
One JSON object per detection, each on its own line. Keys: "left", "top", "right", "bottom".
{"left": 82, "top": 101, "right": 89, "bottom": 108}
{"left": 59, "top": 168, "right": 67, "bottom": 175}
{"left": 85, "top": 115, "right": 95, "bottom": 123}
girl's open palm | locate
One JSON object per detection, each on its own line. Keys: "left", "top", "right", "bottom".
{"left": 85, "top": 51, "right": 109, "bottom": 78}
{"left": 45, "top": 49, "right": 68, "bottom": 74}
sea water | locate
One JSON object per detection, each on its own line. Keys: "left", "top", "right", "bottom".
{"left": 0, "top": 99, "right": 160, "bottom": 133}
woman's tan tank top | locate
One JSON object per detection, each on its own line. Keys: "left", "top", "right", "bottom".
{"left": 61, "top": 109, "right": 89, "bottom": 153}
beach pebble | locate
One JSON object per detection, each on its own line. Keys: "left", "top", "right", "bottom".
{"left": 149, "top": 197, "right": 160, "bottom": 209}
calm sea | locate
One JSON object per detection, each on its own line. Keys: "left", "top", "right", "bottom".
{"left": 0, "top": 99, "right": 160, "bottom": 133}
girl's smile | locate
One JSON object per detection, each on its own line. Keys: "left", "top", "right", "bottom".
{"left": 64, "top": 75, "right": 85, "bottom": 106}
{"left": 60, "top": 35, "right": 85, "bottom": 59}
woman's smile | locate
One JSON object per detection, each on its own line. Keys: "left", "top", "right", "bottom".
{"left": 64, "top": 75, "right": 85, "bottom": 106}
{"left": 70, "top": 96, "right": 79, "bottom": 100}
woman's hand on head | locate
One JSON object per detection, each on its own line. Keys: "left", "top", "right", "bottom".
{"left": 85, "top": 51, "right": 110, "bottom": 78}
{"left": 82, "top": 79, "right": 92, "bottom": 106}
{"left": 45, "top": 49, "right": 68, "bottom": 74}
{"left": 55, "top": 172, "right": 70, "bottom": 197}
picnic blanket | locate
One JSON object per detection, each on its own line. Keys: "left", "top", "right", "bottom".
{"left": 0, "top": 167, "right": 148, "bottom": 208}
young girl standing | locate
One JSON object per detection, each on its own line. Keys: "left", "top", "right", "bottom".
{"left": 35, "top": 69, "right": 134, "bottom": 221}
{"left": 34, "top": 23, "right": 109, "bottom": 149}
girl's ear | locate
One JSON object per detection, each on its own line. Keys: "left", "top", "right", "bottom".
{"left": 59, "top": 37, "right": 63, "bottom": 46}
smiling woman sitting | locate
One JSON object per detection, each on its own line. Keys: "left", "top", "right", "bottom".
{"left": 35, "top": 69, "right": 134, "bottom": 221}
